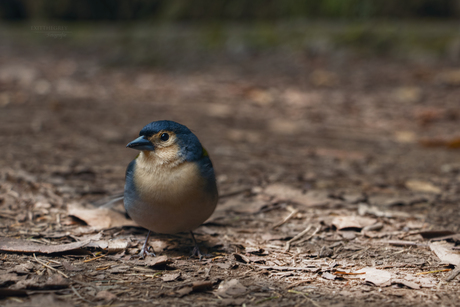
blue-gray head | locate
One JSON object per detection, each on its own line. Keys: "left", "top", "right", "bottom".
{"left": 126, "top": 120, "right": 204, "bottom": 162}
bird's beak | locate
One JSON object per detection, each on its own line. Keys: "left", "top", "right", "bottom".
{"left": 126, "top": 136, "right": 155, "bottom": 151}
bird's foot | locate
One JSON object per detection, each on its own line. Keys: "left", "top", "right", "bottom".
{"left": 138, "top": 246, "right": 156, "bottom": 259}
{"left": 190, "top": 244, "right": 203, "bottom": 261}
{"left": 134, "top": 230, "right": 156, "bottom": 259}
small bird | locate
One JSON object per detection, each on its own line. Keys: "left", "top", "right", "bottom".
{"left": 124, "top": 120, "right": 218, "bottom": 259}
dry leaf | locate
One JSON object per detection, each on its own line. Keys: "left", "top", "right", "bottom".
{"left": 322, "top": 272, "right": 336, "bottom": 280}
{"left": 161, "top": 272, "right": 181, "bottom": 282}
{"left": 175, "top": 286, "right": 193, "bottom": 297}
{"left": 405, "top": 180, "right": 442, "bottom": 194}
{"left": 391, "top": 279, "right": 420, "bottom": 290}
{"left": 86, "top": 239, "right": 129, "bottom": 253}
{"left": 216, "top": 279, "right": 247, "bottom": 298}
{"left": 418, "top": 230, "right": 457, "bottom": 240}
{"left": 430, "top": 241, "right": 460, "bottom": 266}
{"left": 233, "top": 253, "right": 250, "bottom": 264}
{"left": 0, "top": 237, "right": 91, "bottom": 254}
{"left": 356, "top": 267, "right": 392, "bottom": 287}
{"left": 331, "top": 216, "right": 377, "bottom": 230}
{"left": 68, "top": 203, "right": 137, "bottom": 229}
{"left": 192, "top": 281, "right": 214, "bottom": 292}
{"left": 0, "top": 274, "right": 20, "bottom": 286}
{"left": 44, "top": 274, "right": 69, "bottom": 289}
{"left": 8, "top": 263, "right": 34, "bottom": 274}
{"left": 142, "top": 255, "right": 171, "bottom": 268}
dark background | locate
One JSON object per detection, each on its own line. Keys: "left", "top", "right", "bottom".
{"left": 1, "top": 0, "right": 460, "bottom": 20}
{"left": 1, "top": 1, "right": 460, "bottom": 306}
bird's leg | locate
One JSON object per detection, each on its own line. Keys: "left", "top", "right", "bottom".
{"left": 190, "top": 231, "right": 203, "bottom": 261}
{"left": 139, "top": 230, "right": 156, "bottom": 259}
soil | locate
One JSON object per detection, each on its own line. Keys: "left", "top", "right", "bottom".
{"left": 1, "top": 27, "right": 460, "bottom": 306}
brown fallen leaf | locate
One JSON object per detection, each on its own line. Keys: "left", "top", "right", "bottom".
{"left": 216, "top": 279, "right": 247, "bottom": 298}
{"left": 44, "top": 274, "right": 69, "bottom": 289}
{"left": 391, "top": 278, "right": 420, "bottom": 290}
{"left": 142, "top": 255, "right": 171, "bottom": 268}
{"left": 0, "top": 273, "right": 21, "bottom": 287}
{"left": 405, "top": 180, "right": 442, "bottom": 194}
{"left": 86, "top": 239, "right": 130, "bottom": 253}
{"left": 0, "top": 237, "right": 91, "bottom": 254}
{"left": 161, "top": 272, "right": 181, "bottom": 282}
{"left": 175, "top": 286, "right": 193, "bottom": 298}
{"left": 418, "top": 231, "right": 457, "bottom": 240}
{"left": 331, "top": 216, "right": 377, "bottom": 231}
{"left": 8, "top": 263, "right": 34, "bottom": 274}
{"left": 446, "top": 267, "right": 460, "bottom": 282}
{"left": 233, "top": 253, "right": 250, "bottom": 264}
{"left": 429, "top": 241, "right": 460, "bottom": 266}
{"left": 68, "top": 203, "right": 137, "bottom": 229}
{"left": 322, "top": 272, "right": 336, "bottom": 280}
{"left": 192, "top": 281, "right": 214, "bottom": 292}
{"left": 356, "top": 267, "right": 392, "bottom": 287}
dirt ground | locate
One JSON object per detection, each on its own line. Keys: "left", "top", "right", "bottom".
{"left": 1, "top": 25, "right": 460, "bottom": 306}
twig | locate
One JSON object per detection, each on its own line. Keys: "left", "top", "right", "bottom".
{"left": 416, "top": 269, "right": 451, "bottom": 275}
{"left": 33, "top": 253, "right": 69, "bottom": 279}
{"left": 83, "top": 254, "right": 106, "bottom": 263}
{"left": 284, "top": 225, "right": 312, "bottom": 252}
{"left": 284, "top": 225, "right": 322, "bottom": 252}
{"left": 295, "top": 225, "right": 321, "bottom": 245}
{"left": 273, "top": 208, "right": 299, "bottom": 229}
{"left": 445, "top": 267, "right": 460, "bottom": 281}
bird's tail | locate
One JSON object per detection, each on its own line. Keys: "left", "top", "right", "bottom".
{"left": 91, "top": 192, "right": 124, "bottom": 208}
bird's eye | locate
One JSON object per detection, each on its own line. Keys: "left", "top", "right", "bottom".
{"left": 160, "top": 133, "right": 169, "bottom": 141}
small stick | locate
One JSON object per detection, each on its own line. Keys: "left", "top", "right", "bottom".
{"left": 284, "top": 225, "right": 312, "bottom": 252}
{"left": 445, "top": 267, "right": 460, "bottom": 281}
{"left": 273, "top": 208, "right": 299, "bottom": 229}
{"left": 416, "top": 269, "right": 451, "bottom": 275}
{"left": 296, "top": 225, "right": 321, "bottom": 245}
{"left": 284, "top": 225, "right": 322, "bottom": 252}
{"left": 83, "top": 254, "right": 106, "bottom": 263}
{"left": 33, "top": 253, "right": 69, "bottom": 279}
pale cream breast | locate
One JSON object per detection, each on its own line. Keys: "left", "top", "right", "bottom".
{"left": 128, "top": 152, "right": 217, "bottom": 234}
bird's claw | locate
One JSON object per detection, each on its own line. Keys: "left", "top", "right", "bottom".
{"left": 138, "top": 246, "right": 156, "bottom": 259}
{"left": 190, "top": 245, "right": 203, "bottom": 261}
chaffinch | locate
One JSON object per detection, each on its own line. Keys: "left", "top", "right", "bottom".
{"left": 124, "top": 120, "right": 218, "bottom": 259}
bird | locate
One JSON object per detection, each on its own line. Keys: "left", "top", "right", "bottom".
{"left": 124, "top": 120, "right": 218, "bottom": 259}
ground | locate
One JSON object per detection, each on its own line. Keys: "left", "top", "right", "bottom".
{"left": 0, "top": 23, "right": 460, "bottom": 306}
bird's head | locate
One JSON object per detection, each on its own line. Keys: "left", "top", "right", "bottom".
{"left": 127, "top": 120, "right": 204, "bottom": 165}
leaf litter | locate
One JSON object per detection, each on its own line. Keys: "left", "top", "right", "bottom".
{"left": 1, "top": 38, "right": 460, "bottom": 306}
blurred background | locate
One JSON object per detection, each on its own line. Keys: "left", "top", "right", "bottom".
{"left": 2, "top": 3, "right": 460, "bottom": 304}
{"left": 1, "top": 0, "right": 460, "bottom": 203}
